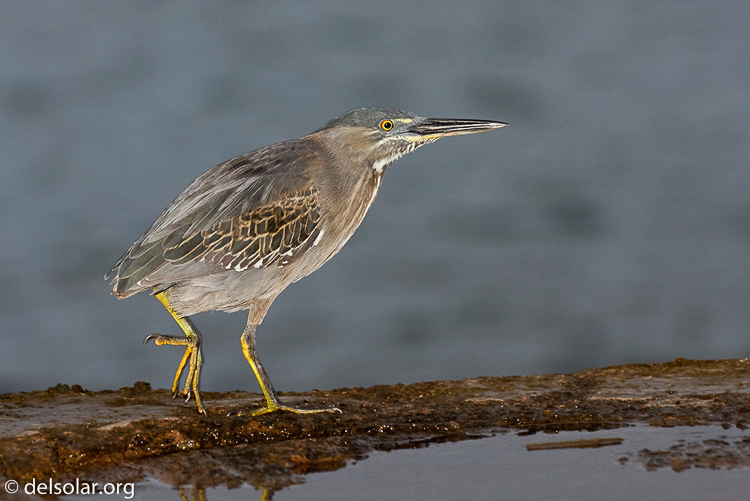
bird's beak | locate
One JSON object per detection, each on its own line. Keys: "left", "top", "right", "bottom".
{"left": 407, "top": 117, "right": 508, "bottom": 141}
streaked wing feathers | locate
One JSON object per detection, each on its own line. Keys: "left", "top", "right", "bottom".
{"left": 162, "top": 187, "right": 321, "bottom": 271}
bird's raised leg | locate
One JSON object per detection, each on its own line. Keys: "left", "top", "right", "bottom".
{"left": 144, "top": 289, "right": 206, "bottom": 414}
{"left": 239, "top": 316, "right": 340, "bottom": 416}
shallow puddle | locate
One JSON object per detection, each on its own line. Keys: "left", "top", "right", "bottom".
{"left": 105, "top": 425, "right": 749, "bottom": 500}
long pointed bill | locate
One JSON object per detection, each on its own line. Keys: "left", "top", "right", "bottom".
{"left": 408, "top": 117, "right": 508, "bottom": 141}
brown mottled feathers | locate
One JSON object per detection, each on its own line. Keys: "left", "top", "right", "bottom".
{"left": 163, "top": 187, "right": 321, "bottom": 271}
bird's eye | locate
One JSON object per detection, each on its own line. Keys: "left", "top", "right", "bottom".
{"left": 380, "top": 120, "right": 394, "bottom": 131}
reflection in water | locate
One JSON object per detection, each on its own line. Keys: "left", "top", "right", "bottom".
{"left": 179, "top": 487, "right": 206, "bottom": 501}
{"left": 179, "top": 486, "right": 275, "bottom": 500}
{"left": 154, "top": 425, "right": 750, "bottom": 500}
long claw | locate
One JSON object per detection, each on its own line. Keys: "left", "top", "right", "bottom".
{"left": 144, "top": 333, "right": 160, "bottom": 344}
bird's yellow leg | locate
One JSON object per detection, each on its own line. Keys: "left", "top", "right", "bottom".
{"left": 178, "top": 487, "right": 206, "bottom": 501}
{"left": 144, "top": 289, "right": 206, "bottom": 414}
{"left": 238, "top": 319, "right": 340, "bottom": 416}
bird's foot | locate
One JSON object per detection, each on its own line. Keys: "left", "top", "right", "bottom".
{"left": 230, "top": 400, "right": 341, "bottom": 417}
{"left": 144, "top": 333, "right": 206, "bottom": 415}
{"left": 144, "top": 333, "right": 196, "bottom": 347}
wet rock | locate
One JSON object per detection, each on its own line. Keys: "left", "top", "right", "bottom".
{"left": 1, "top": 358, "right": 749, "bottom": 491}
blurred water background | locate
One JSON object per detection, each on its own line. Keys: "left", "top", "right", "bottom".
{"left": 1, "top": 1, "right": 749, "bottom": 395}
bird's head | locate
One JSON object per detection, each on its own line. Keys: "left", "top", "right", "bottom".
{"left": 309, "top": 107, "right": 507, "bottom": 175}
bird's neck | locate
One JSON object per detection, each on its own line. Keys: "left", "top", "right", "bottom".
{"left": 308, "top": 131, "right": 385, "bottom": 198}
{"left": 307, "top": 134, "right": 385, "bottom": 251}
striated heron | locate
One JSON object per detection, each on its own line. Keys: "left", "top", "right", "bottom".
{"left": 107, "top": 107, "right": 507, "bottom": 415}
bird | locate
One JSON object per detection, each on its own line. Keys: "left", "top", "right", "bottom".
{"left": 107, "top": 107, "right": 507, "bottom": 416}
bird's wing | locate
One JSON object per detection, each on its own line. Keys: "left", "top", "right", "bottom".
{"left": 162, "top": 186, "right": 321, "bottom": 271}
{"left": 108, "top": 139, "right": 322, "bottom": 296}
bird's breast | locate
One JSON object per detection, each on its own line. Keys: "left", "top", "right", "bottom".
{"left": 305, "top": 172, "right": 384, "bottom": 270}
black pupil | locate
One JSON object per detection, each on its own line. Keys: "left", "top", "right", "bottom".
{"left": 383, "top": 121, "right": 392, "bottom": 130}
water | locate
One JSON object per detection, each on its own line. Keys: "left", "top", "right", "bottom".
{"left": 1, "top": 1, "right": 750, "bottom": 397}
{"left": 95, "top": 426, "right": 750, "bottom": 500}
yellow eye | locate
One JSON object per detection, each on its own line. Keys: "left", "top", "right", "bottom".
{"left": 380, "top": 120, "right": 394, "bottom": 131}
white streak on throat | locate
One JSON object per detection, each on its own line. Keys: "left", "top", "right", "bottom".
{"left": 371, "top": 151, "right": 404, "bottom": 174}
{"left": 366, "top": 175, "right": 383, "bottom": 212}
